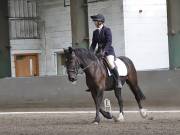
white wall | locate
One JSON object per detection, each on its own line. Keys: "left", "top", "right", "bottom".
{"left": 123, "top": 0, "right": 169, "bottom": 70}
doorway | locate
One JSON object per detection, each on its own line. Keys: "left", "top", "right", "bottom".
{"left": 57, "top": 53, "right": 66, "bottom": 75}
{"left": 15, "top": 54, "right": 39, "bottom": 77}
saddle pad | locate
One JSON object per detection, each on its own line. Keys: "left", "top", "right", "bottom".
{"left": 106, "top": 58, "right": 128, "bottom": 77}
{"left": 115, "top": 58, "right": 128, "bottom": 76}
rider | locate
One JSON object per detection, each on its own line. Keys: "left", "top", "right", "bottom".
{"left": 90, "top": 14, "right": 122, "bottom": 89}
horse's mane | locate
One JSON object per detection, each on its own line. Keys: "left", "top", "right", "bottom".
{"left": 74, "top": 48, "right": 98, "bottom": 62}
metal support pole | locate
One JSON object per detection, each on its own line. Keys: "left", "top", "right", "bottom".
{"left": 70, "top": 0, "right": 89, "bottom": 48}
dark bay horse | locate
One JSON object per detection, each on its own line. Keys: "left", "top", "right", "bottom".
{"left": 64, "top": 47, "right": 147, "bottom": 124}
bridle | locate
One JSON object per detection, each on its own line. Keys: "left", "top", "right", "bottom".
{"left": 66, "top": 55, "right": 95, "bottom": 75}
{"left": 66, "top": 60, "right": 79, "bottom": 75}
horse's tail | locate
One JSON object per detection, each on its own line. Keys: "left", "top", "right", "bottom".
{"left": 119, "top": 56, "right": 146, "bottom": 101}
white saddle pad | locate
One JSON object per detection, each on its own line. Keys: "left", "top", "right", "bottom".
{"left": 115, "top": 58, "right": 128, "bottom": 76}
{"left": 107, "top": 58, "right": 128, "bottom": 76}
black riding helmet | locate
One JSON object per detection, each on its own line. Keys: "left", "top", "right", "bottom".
{"left": 90, "top": 14, "right": 105, "bottom": 23}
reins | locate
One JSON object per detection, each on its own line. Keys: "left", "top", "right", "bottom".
{"left": 81, "top": 55, "right": 104, "bottom": 71}
{"left": 81, "top": 61, "right": 95, "bottom": 71}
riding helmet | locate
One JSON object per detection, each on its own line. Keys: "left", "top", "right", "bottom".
{"left": 90, "top": 14, "right": 105, "bottom": 23}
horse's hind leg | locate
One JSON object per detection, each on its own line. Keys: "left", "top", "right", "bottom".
{"left": 126, "top": 78, "right": 147, "bottom": 119}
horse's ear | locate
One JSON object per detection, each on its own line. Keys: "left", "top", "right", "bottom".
{"left": 68, "top": 46, "right": 74, "bottom": 53}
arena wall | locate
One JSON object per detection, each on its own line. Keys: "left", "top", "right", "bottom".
{"left": 0, "top": 70, "right": 179, "bottom": 108}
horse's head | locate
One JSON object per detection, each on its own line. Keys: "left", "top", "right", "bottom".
{"left": 64, "top": 47, "right": 80, "bottom": 82}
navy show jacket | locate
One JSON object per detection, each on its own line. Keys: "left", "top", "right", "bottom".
{"left": 90, "top": 26, "right": 115, "bottom": 56}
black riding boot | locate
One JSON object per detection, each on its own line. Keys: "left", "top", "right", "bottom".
{"left": 111, "top": 68, "right": 122, "bottom": 89}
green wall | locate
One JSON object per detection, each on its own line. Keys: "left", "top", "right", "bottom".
{"left": 0, "top": 0, "right": 11, "bottom": 78}
{"left": 169, "top": 33, "right": 180, "bottom": 69}
{"left": 167, "top": 0, "right": 180, "bottom": 69}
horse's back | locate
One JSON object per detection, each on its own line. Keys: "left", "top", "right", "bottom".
{"left": 118, "top": 56, "right": 136, "bottom": 73}
{"left": 118, "top": 56, "right": 133, "bottom": 65}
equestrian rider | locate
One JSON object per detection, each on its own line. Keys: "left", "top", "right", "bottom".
{"left": 90, "top": 14, "right": 122, "bottom": 89}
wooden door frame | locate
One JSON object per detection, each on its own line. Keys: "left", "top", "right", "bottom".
{"left": 14, "top": 53, "right": 39, "bottom": 77}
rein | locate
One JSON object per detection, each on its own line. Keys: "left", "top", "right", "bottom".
{"left": 67, "top": 58, "right": 95, "bottom": 74}
{"left": 81, "top": 56, "right": 103, "bottom": 71}
{"left": 81, "top": 61, "right": 95, "bottom": 71}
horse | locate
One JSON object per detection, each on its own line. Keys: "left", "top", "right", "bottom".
{"left": 64, "top": 47, "right": 147, "bottom": 124}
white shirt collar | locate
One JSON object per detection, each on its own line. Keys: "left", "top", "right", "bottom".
{"left": 97, "top": 24, "right": 104, "bottom": 31}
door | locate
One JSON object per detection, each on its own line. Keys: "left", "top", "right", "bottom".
{"left": 15, "top": 54, "right": 39, "bottom": 77}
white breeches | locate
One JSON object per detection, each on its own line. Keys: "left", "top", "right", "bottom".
{"left": 106, "top": 55, "right": 115, "bottom": 69}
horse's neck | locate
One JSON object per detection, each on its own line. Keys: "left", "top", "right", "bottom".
{"left": 75, "top": 50, "right": 104, "bottom": 76}
{"left": 81, "top": 58, "right": 104, "bottom": 77}
{"left": 81, "top": 59, "right": 97, "bottom": 71}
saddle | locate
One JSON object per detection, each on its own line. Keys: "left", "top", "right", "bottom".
{"left": 95, "top": 50, "right": 127, "bottom": 76}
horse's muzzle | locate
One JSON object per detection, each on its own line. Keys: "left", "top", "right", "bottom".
{"left": 69, "top": 77, "right": 77, "bottom": 82}
{"left": 67, "top": 69, "right": 78, "bottom": 82}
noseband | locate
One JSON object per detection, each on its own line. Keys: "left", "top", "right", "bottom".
{"left": 67, "top": 62, "right": 79, "bottom": 75}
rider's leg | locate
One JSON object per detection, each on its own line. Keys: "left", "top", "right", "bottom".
{"left": 111, "top": 68, "right": 122, "bottom": 88}
{"left": 106, "top": 55, "right": 122, "bottom": 88}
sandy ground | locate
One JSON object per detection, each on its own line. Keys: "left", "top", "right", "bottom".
{"left": 0, "top": 109, "right": 180, "bottom": 135}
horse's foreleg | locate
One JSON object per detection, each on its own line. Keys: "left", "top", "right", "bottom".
{"left": 91, "top": 89, "right": 103, "bottom": 124}
{"left": 114, "top": 88, "right": 124, "bottom": 122}
{"left": 100, "top": 108, "right": 113, "bottom": 119}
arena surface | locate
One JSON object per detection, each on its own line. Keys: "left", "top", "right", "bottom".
{"left": 0, "top": 108, "right": 180, "bottom": 135}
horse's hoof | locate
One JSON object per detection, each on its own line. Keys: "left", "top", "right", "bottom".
{"left": 92, "top": 121, "right": 99, "bottom": 125}
{"left": 113, "top": 113, "right": 124, "bottom": 122}
{"left": 140, "top": 109, "right": 148, "bottom": 119}
{"left": 148, "top": 116, "right": 154, "bottom": 120}
{"left": 91, "top": 120, "right": 99, "bottom": 125}
{"left": 93, "top": 122, "right": 99, "bottom": 125}
{"left": 117, "top": 113, "right": 125, "bottom": 122}
{"left": 112, "top": 115, "right": 119, "bottom": 122}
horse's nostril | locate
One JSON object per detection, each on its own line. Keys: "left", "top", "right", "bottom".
{"left": 70, "top": 78, "right": 75, "bottom": 82}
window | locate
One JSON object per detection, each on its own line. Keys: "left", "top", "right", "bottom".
{"left": 8, "top": 0, "right": 39, "bottom": 39}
